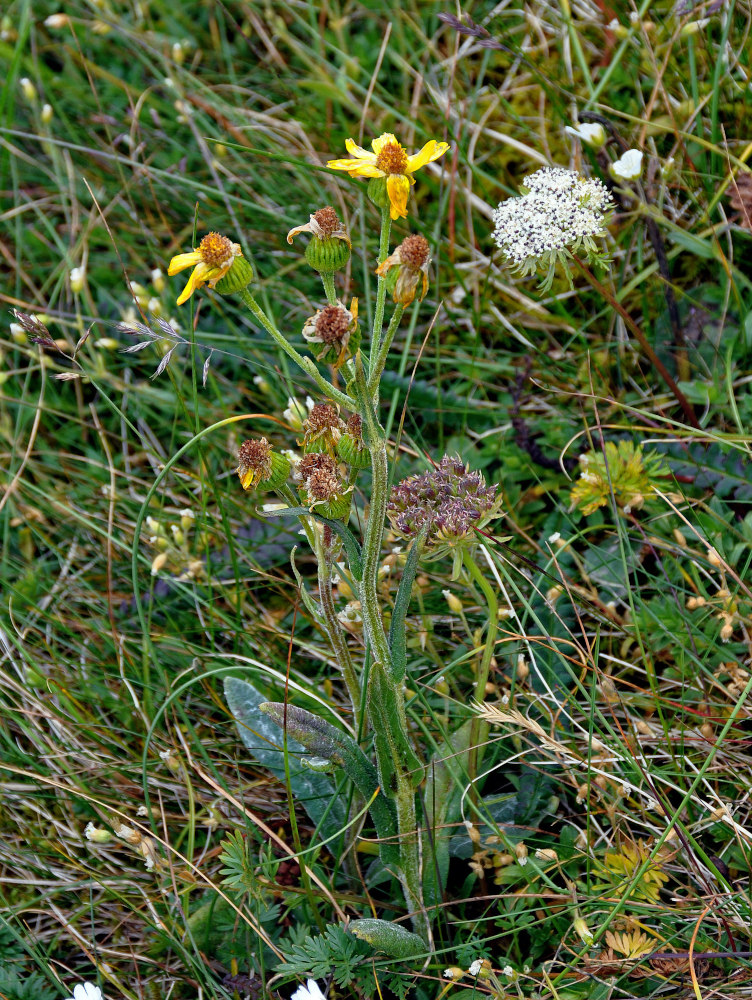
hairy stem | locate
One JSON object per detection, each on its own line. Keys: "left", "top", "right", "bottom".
{"left": 238, "top": 287, "right": 354, "bottom": 410}
{"left": 369, "top": 206, "right": 392, "bottom": 371}
{"left": 368, "top": 303, "right": 404, "bottom": 398}
{"left": 316, "top": 529, "right": 361, "bottom": 723}
{"left": 463, "top": 546, "right": 499, "bottom": 785}
{"left": 320, "top": 271, "right": 338, "bottom": 306}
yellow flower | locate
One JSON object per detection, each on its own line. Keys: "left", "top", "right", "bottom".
{"left": 327, "top": 133, "right": 450, "bottom": 220}
{"left": 167, "top": 232, "right": 242, "bottom": 305}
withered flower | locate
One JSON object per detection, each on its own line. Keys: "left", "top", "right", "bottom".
{"left": 237, "top": 438, "right": 290, "bottom": 492}
{"left": 298, "top": 402, "right": 344, "bottom": 454}
{"left": 376, "top": 234, "right": 431, "bottom": 305}
{"left": 302, "top": 299, "right": 359, "bottom": 368}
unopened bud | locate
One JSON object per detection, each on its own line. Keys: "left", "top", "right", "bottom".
{"left": 443, "top": 589, "right": 463, "bottom": 614}
{"left": 84, "top": 823, "right": 112, "bottom": 843}
{"left": 41, "top": 103, "right": 53, "bottom": 123}
{"left": 70, "top": 266, "right": 85, "bottom": 293}
{"left": 20, "top": 77, "right": 36, "bottom": 102}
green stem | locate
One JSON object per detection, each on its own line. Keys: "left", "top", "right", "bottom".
{"left": 369, "top": 206, "right": 392, "bottom": 373}
{"left": 320, "top": 271, "right": 338, "bottom": 306}
{"left": 238, "top": 287, "right": 355, "bottom": 410}
{"left": 368, "top": 304, "right": 404, "bottom": 397}
{"left": 316, "top": 530, "right": 362, "bottom": 724}
{"left": 462, "top": 546, "right": 499, "bottom": 785}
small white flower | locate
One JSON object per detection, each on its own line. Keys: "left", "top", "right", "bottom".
{"left": 565, "top": 123, "right": 606, "bottom": 148}
{"left": 548, "top": 531, "right": 561, "bottom": 544}
{"left": 45, "top": 13, "right": 70, "bottom": 27}
{"left": 64, "top": 984, "right": 104, "bottom": 1000}
{"left": 611, "top": 149, "right": 644, "bottom": 180}
{"left": 41, "top": 103, "right": 53, "bottom": 123}
{"left": 20, "top": 77, "right": 36, "bottom": 101}
{"left": 503, "top": 966, "right": 515, "bottom": 978}
{"left": 491, "top": 167, "right": 612, "bottom": 278}
{"left": 468, "top": 960, "right": 485, "bottom": 977}
{"left": 290, "top": 980, "right": 326, "bottom": 1000}
{"left": 151, "top": 267, "right": 165, "bottom": 292}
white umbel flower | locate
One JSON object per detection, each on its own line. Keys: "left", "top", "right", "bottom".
{"left": 290, "top": 980, "right": 326, "bottom": 1000}
{"left": 565, "top": 122, "right": 606, "bottom": 148}
{"left": 611, "top": 149, "right": 643, "bottom": 180}
{"left": 64, "top": 984, "right": 104, "bottom": 1000}
{"left": 491, "top": 167, "right": 612, "bottom": 287}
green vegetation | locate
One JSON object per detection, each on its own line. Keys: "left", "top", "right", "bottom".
{"left": 2, "top": 2, "right": 752, "bottom": 999}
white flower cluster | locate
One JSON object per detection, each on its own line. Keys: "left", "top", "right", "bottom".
{"left": 491, "top": 167, "right": 612, "bottom": 284}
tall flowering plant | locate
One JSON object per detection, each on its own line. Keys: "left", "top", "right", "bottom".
{"left": 164, "top": 130, "right": 502, "bottom": 952}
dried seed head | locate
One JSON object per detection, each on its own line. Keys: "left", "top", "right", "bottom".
{"left": 398, "top": 234, "right": 430, "bottom": 269}
{"left": 238, "top": 438, "right": 273, "bottom": 482}
{"left": 306, "top": 403, "right": 340, "bottom": 433}
{"left": 346, "top": 413, "right": 362, "bottom": 439}
{"left": 312, "top": 206, "right": 342, "bottom": 237}
{"left": 315, "top": 304, "right": 351, "bottom": 344}
{"left": 298, "top": 452, "right": 337, "bottom": 483}
{"left": 306, "top": 467, "right": 342, "bottom": 501}
{"left": 376, "top": 140, "right": 409, "bottom": 174}
{"left": 237, "top": 438, "right": 290, "bottom": 491}
{"left": 199, "top": 232, "right": 237, "bottom": 266}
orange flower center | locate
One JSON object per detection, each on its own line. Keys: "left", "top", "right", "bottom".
{"left": 376, "top": 141, "right": 409, "bottom": 175}
{"left": 199, "top": 232, "right": 235, "bottom": 266}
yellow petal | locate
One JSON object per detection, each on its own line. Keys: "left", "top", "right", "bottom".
{"left": 386, "top": 174, "right": 410, "bottom": 220}
{"left": 238, "top": 468, "right": 255, "bottom": 490}
{"left": 344, "top": 138, "right": 374, "bottom": 160}
{"left": 175, "top": 262, "right": 210, "bottom": 305}
{"left": 327, "top": 156, "right": 370, "bottom": 171}
{"left": 371, "top": 133, "right": 398, "bottom": 155}
{"left": 406, "top": 140, "right": 450, "bottom": 173}
{"left": 286, "top": 221, "right": 313, "bottom": 244}
{"left": 350, "top": 297, "right": 358, "bottom": 321}
{"left": 167, "top": 250, "right": 202, "bottom": 276}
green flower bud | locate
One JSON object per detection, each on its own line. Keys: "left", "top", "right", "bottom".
{"left": 305, "top": 236, "right": 351, "bottom": 274}
{"left": 336, "top": 414, "right": 370, "bottom": 468}
{"left": 214, "top": 255, "right": 254, "bottom": 295}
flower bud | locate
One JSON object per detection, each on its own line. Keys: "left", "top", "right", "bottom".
{"left": 237, "top": 438, "right": 291, "bottom": 492}
{"left": 20, "top": 77, "right": 36, "bottom": 102}
{"left": 442, "top": 589, "right": 464, "bottom": 614}
{"left": 70, "top": 266, "right": 85, "bottom": 293}
{"left": 376, "top": 234, "right": 431, "bottom": 305}
{"left": 84, "top": 823, "right": 112, "bottom": 844}
{"left": 44, "top": 13, "right": 70, "bottom": 28}
{"left": 151, "top": 268, "right": 165, "bottom": 292}
{"left": 336, "top": 413, "right": 370, "bottom": 468}
{"left": 41, "top": 103, "right": 53, "bottom": 123}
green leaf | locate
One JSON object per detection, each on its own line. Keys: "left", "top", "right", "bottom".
{"left": 224, "top": 677, "right": 346, "bottom": 844}
{"left": 259, "top": 702, "right": 399, "bottom": 866}
{"left": 348, "top": 918, "right": 426, "bottom": 959}
{"left": 388, "top": 531, "right": 425, "bottom": 682}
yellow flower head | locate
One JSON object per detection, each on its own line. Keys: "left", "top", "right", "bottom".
{"left": 168, "top": 232, "right": 242, "bottom": 305}
{"left": 327, "top": 133, "right": 450, "bottom": 220}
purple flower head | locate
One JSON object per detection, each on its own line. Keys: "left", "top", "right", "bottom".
{"left": 387, "top": 456, "right": 500, "bottom": 547}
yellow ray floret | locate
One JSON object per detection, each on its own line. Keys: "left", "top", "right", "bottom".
{"left": 327, "top": 132, "right": 450, "bottom": 220}
{"left": 167, "top": 232, "right": 242, "bottom": 305}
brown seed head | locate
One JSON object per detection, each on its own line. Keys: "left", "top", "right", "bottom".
{"left": 238, "top": 438, "right": 273, "bottom": 478}
{"left": 305, "top": 402, "right": 340, "bottom": 433}
{"left": 299, "top": 452, "right": 337, "bottom": 482}
{"left": 315, "top": 305, "right": 350, "bottom": 344}
{"left": 199, "top": 232, "right": 236, "bottom": 266}
{"left": 376, "top": 141, "right": 409, "bottom": 175}
{"left": 313, "top": 206, "right": 341, "bottom": 238}
{"left": 346, "top": 414, "right": 362, "bottom": 439}
{"left": 306, "top": 467, "right": 342, "bottom": 501}
{"left": 399, "top": 234, "right": 430, "bottom": 269}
